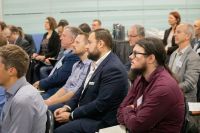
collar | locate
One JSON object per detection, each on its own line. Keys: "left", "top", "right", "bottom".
{"left": 6, "top": 76, "right": 27, "bottom": 96}
{"left": 177, "top": 45, "right": 189, "bottom": 56}
{"left": 143, "top": 66, "right": 165, "bottom": 83}
{"left": 93, "top": 51, "right": 111, "bottom": 68}
{"left": 82, "top": 59, "right": 92, "bottom": 65}
{"left": 63, "top": 49, "right": 73, "bottom": 55}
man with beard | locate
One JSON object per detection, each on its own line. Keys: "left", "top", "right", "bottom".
{"left": 117, "top": 37, "right": 185, "bottom": 133}
{"left": 54, "top": 29, "right": 128, "bottom": 133}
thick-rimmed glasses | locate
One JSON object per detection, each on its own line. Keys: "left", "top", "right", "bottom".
{"left": 130, "top": 51, "right": 148, "bottom": 58}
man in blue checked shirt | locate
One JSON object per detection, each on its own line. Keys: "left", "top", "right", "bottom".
{"left": 44, "top": 32, "right": 91, "bottom": 111}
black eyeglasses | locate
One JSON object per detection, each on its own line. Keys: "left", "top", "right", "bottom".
{"left": 130, "top": 51, "right": 148, "bottom": 58}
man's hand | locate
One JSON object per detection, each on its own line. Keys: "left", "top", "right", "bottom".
{"left": 33, "top": 81, "right": 40, "bottom": 89}
{"left": 54, "top": 107, "right": 66, "bottom": 117}
{"left": 126, "top": 104, "right": 135, "bottom": 109}
{"left": 55, "top": 111, "right": 71, "bottom": 123}
{"left": 54, "top": 108, "right": 70, "bottom": 123}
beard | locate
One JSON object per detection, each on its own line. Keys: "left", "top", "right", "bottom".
{"left": 87, "top": 49, "right": 101, "bottom": 61}
{"left": 129, "top": 63, "right": 147, "bottom": 81}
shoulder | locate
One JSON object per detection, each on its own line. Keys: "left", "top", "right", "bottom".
{"left": 14, "top": 85, "right": 40, "bottom": 105}
{"left": 51, "top": 30, "right": 59, "bottom": 38}
{"left": 150, "top": 70, "right": 181, "bottom": 98}
{"left": 187, "top": 48, "right": 200, "bottom": 61}
{"left": 63, "top": 53, "right": 79, "bottom": 60}
{"left": 102, "top": 53, "right": 126, "bottom": 74}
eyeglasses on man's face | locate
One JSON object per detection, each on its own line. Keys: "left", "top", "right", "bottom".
{"left": 130, "top": 51, "right": 148, "bottom": 58}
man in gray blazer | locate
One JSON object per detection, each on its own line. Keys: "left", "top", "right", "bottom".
{"left": 169, "top": 23, "right": 200, "bottom": 102}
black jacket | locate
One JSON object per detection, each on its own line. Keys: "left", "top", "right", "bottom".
{"left": 39, "top": 30, "right": 60, "bottom": 58}
{"left": 163, "top": 27, "right": 178, "bottom": 55}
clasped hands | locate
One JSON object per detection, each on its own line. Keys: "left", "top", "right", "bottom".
{"left": 54, "top": 107, "right": 71, "bottom": 123}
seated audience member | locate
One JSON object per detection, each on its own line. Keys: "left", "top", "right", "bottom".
{"left": 0, "top": 33, "right": 7, "bottom": 113}
{"left": 54, "top": 29, "right": 128, "bottom": 133}
{"left": 91, "top": 19, "right": 102, "bottom": 31}
{"left": 79, "top": 23, "right": 91, "bottom": 33}
{"left": 0, "top": 45, "right": 47, "bottom": 133}
{"left": 39, "top": 19, "right": 69, "bottom": 79}
{"left": 57, "top": 19, "right": 69, "bottom": 36}
{"left": 33, "top": 26, "right": 80, "bottom": 99}
{"left": 18, "top": 26, "right": 36, "bottom": 53}
{"left": 163, "top": 11, "right": 181, "bottom": 56}
{"left": 45, "top": 32, "right": 91, "bottom": 112}
{"left": 192, "top": 19, "right": 200, "bottom": 102}
{"left": 117, "top": 37, "right": 185, "bottom": 133}
{"left": 31, "top": 17, "right": 60, "bottom": 82}
{"left": 169, "top": 23, "right": 200, "bottom": 102}
{"left": 125, "top": 25, "right": 145, "bottom": 71}
{"left": 8, "top": 25, "right": 35, "bottom": 56}
{"left": 0, "top": 21, "right": 7, "bottom": 32}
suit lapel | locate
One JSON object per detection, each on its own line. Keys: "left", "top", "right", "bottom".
{"left": 169, "top": 51, "right": 176, "bottom": 69}
{"left": 175, "top": 46, "right": 191, "bottom": 73}
{"left": 82, "top": 53, "right": 112, "bottom": 95}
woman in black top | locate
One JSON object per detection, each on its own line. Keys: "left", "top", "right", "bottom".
{"left": 163, "top": 11, "right": 181, "bottom": 56}
{"left": 30, "top": 17, "right": 60, "bottom": 83}
{"left": 32, "top": 17, "right": 60, "bottom": 61}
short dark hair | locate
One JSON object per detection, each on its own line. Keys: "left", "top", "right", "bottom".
{"left": 79, "top": 23, "right": 91, "bottom": 33}
{"left": 58, "top": 19, "right": 69, "bottom": 27}
{"left": 169, "top": 11, "right": 181, "bottom": 25}
{"left": 0, "top": 33, "right": 7, "bottom": 47}
{"left": 136, "top": 37, "right": 166, "bottom": 66}
{"left": 93, "top": 19, "right": 102, "bottom": 26}
{"left": 93, "top": 28, "right": 112, "bottom": 49}
{"left": 0, "top": 45, "right": 29, "bottom": 78}
{"left": 46, "top": 17, "right": 57, "bottom": 30}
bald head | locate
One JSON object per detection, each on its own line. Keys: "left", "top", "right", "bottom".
{"left": 194, "top": 19, "right": 200, "bottom": 38}
{"left": 128, "top": 25, "right": 145, "bottom": 47}
{"left": 174, "top": 23, "right": 194, "bottom": 47}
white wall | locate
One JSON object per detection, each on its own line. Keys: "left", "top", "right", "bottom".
{"left": 2, "top": 0, "right": 200, "bottom": 34}
{"left": 0, "top": 0, "right": 3, "bottom": 20}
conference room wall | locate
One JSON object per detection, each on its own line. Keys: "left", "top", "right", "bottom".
{"left": 2, "top": 0, "right": 200, "bottom": 34}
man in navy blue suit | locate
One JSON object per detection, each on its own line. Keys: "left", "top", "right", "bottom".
{"left": 33, "top": 26, "right": 80, "bottom": 98}
{"left": 54, "top": 29, "right": 128, "bottom": 133}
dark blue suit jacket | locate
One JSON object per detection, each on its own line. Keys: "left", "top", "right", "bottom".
{"left": 67, "top": 52, "right": 128, "bottom": 129}
{"left": 39, "top": 52, "right": 79, "bottom": 90}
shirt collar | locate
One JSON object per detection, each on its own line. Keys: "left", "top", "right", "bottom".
{"left": 93, "top": 51, "right": 111, "bottom": 68}
{"left": 64, "top": 48, "right": 73, "bottom": 55}
{"left": 6, "top": 76, "right": 27, "bottom": 96}
{"left": 82, "top": 59, "right": 92, "bottom": 65}
{"left": 177, "top": 45, "right": 189, "bottom": 55}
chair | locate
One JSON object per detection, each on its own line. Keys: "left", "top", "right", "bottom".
{"left": 46, "top": 110, "right": 54, "bottom": 133}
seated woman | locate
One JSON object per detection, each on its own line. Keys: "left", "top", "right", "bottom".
{"left": 31, "top": 17, "right": 60, "bottom": 83}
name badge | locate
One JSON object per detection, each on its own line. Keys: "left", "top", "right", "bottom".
{"left": 177, "top": 61, "right": 182, "bottom": 68}
{"left": 89, "top": 82, "right": 95, "bottom": 85}
{"left": 137, "top": 95, "right": 143, "bottom": 107}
